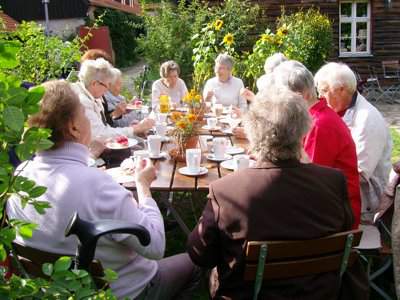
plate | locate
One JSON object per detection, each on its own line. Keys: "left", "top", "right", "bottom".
{"left": 178, "top": 166, "right": 208, "bottom": 176}
{"left": 105, "top": 167, "right": 135, "bottom": 184}
{"left": 225, "top": 146, "right": 245, "bottom": 155}
{"left": 106, "top": 138, "right": 138, "bottom": 150}
{"left": 206, "top": 153, "right": 232, "bottom": 162}
{"left": 202, "top": 125, "right": 221, "bottom": 131}
{"left": 220, "top": 159, "right": 256, "bottom": 171}
{"left": 149, "top": 151, "right": 168, "bottom": 159}
{"left": 126, "top": 104, "right": 141, "bottom": 111}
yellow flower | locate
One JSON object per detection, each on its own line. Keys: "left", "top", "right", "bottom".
{"left": 189, "top": 89, "right": 197, "bottom": 98}
{"left": 187, "top": 113, "right": 196, "bottom": 122}
{"left": 214, "top": 19, "right": 223, "bottom": 31}
{"left": 277, "top": 25, "right": 289, "bottom": 37}
{"left": 194, "top": 94, "right": 202, "bottom": 102}
{"left": 171, "top": 111, "right": 183, "bottom": 122}
{"left": 260, "top": 34, "right": 272, "bottom": 43}
{"left": 223, "top": 33, "right": 234, "bottom": 46}
{"left": 176, "top": 120, "right": 187, "bottom": 129}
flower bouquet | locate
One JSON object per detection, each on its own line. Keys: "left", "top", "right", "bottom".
{"left": 169, "top": 111, "right": 201, "bottom": 161}
{"left": 182, "top": 89, "right": 205, "bottom": 121}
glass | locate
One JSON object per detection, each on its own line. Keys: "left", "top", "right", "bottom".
{"left": 356, "top": 3, "right": 368, "bottom": 17}
{"left": 340, "top": 23, "right": 352, "bottom": 52}
{"left": 159, "top": 95, "right": 170, "bottom": 113}
{"left": 340, "top": 3, "right": 352, "bottom": 17}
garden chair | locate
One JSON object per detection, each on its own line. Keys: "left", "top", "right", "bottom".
{"left": 11, "top": 212, "right": 150, "bottom": 287}
{"left": 381, "top": 60, "right": 400, "bottom": 102}
{"left": 357, "top": 197, "right": 395, "bottom": 300}
{"left": 362, "top": 66, "right": 388, "bottom": 103}
{"left": 244, "top": 229, "right": 362, "bottom": 300}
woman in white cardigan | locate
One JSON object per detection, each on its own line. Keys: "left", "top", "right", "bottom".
{"left": 7, "top": 80, "right": 198, "bottom": 300}
{"left": 72, "top": 58, "right": 154, "bottom": 142}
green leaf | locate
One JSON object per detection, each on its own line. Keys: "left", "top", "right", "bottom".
{"left": 3, "top": 106, "right": 24, "bottom": 132}
{"left": 102, "top": 268, "right": 118, "bottom": 283}
{"left": 42, "top": 263, "right": 53, "bottom": 276}
{"left": 0, "top": 228, "right": 16, "bottom": 248}
{"left": 28, "top": 186, "right": 47, "bottom": 198}
{"left": 0, "top": 244, "right": 6, "bottom": 262}
{"left": 26, "top": 86, "right": 45, "bottom": 105}
{"left": 31, "top": 200, "right": 51, "bottom": 214}
{"left": 18, "top": 223, "right": 37, "bottom": 239}
{"left": 0, "top": 41, "right": 20, "bottom": 69}
{"left": 54, "top": 257, "right": 72, "bottom": 272}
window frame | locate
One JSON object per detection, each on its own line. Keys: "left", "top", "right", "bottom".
{"left": 339, "top": 0, "right": 372, "bottom": 57}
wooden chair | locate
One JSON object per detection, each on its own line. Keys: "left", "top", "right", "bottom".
{"left": 11, "top": 212, "right": 151, "bottom": 288}
{"left": 244, "top": 229, "right": 362, "bottom": 300}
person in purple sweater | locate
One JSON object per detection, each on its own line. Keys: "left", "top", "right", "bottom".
{"left": 7, "top": 80, "right": 198, "bottom": 300}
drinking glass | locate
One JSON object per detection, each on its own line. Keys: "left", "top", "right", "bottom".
{"left": 186, "top": 148, "right": 202, "bottom": 173}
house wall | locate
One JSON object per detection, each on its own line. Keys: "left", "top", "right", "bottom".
{"left": 37, "top": 18, "right": 85, "bottom": 39}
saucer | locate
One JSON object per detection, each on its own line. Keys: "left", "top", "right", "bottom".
{"left": 88, "top": 158, "right": 105, "bottom": 167}
{"left": 225, "top": 146, "right": 245, "bottom": 155}
{"left": 149, "top": 151, "right": 168, "bottom": 159}
{"left": 178, "top": 166, "right": 208, "bottom": 176}
{"left": 106, "top": 138, "right": 138, "bottom": 150}
{"left": 220, "top": 159, "right": 256, "bottom": 171}
{"left": 202, "top": 125, "right": 221, "bottom": 131}
{"left": 206, "top": 153, "right": 232, "bottom": 162}
{"left": 105, "top": 167, "right": 135, "bottom": 184}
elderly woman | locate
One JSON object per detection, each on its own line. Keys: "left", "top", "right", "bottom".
{"left": 72, "top": 58, "right": 154, "bottom": 142}
{"left": 187, "top": 88, "right": 368, "bottom": 299}
{"left": 103, "top": 68, "right": 141, "bottom": 127}
{"left": 7, "top": 80, "right": 198, "bottom": 300}
{"left": 272, "top": 60, "right": 361, "bottom": 227}
{"left": 314, "top": 62, "right": 392, "bottom": 221}
{"left": 203, "top": 53, "right": 247, "bottom": 111}
{"left": 151, "top": 60, "right": 188, "bottom": 110}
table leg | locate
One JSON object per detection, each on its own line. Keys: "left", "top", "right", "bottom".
{"left": 160, "top": 191, "right": 191, "bottom": 236}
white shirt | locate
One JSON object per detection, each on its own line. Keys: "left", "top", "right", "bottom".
{"left": 72, "top": 82, "right": 134, "bottom": 140}
{"left": 151, "top": 78, "right": 188, "bottom": 110}
{"left": 203, "top": 76, "right": 247, "bottom": 111}
{"left": 342, "top": 93, "right": 392, "bottom": 213}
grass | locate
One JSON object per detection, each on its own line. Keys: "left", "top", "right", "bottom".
{"left": 391, "top": 127, "right": 400, "bottom": 163}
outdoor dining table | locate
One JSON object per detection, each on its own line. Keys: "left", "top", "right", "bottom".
{"left": 103, "top": 123, "right": 249, "bottom": 235}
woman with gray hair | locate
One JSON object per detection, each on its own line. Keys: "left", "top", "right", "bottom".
{"left": 203, "top": 53, "right": 247, "bottom": 110}
{"left": 151, "top": 60, "right": 188, "bottom": 110}
{"left": 72, "top": 58, "right": 154, "bottom": 142}
{"left": 188, "top": 87, "right": 367, "bottom": 299}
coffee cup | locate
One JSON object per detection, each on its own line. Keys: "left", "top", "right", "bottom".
{"left": 147, "top": 135, "right": 162, "bottom": 156}
{"left": 207, "top": 117, "right": 218, "bottom": 129}
{"left": 132, "top": 150, "right": 150, "bottom": 168}
{"left": 155, "top": 122, "right": 167, "bottom": 137}
{"left": 186, "top": 148, "right": 202, "bottom": 173}
{"left": 213, "top": 137, "right": 227, "bottom": 159}
{"left": 233, "top": 154, "right": 250, "bottom": 171}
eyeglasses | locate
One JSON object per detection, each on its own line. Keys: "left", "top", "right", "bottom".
{"left": 97, "top": 81, "right": 109, "bottom": 89}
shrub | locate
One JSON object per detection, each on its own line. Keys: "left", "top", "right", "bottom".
{"left": 89, "top": 8, "right": 145, "bottom": 68}
{"left": 243, "top": 8, "right": 333, "bottom": 90}
{"left": 7, "top": 22, "right": 82, "bottom": 85}
{"left": 137, "top": 0, "right": 207, "bottom": 84}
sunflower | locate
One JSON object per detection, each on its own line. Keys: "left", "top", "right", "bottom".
{"left": 187, "top": 113, "right": 196, "bottom": 122}
{"left": 194, "top": 94, "right": 202, "bottom": 102}
{"left": 176, "top": 120, "right": 187, "bottom": 129}
{"left": 223, "top": 33, "right": 234, "bottom": 46}
{"left": 214, "top": 19, "right": 223, "bottom": 31}
{"left": 171, "top": 111, "right": 183, "bottom": 122}
{"left": 260, "top": 34, "right": 272, "bottom": 43}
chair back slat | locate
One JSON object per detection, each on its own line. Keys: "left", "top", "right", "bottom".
{"left": 246, "top": 230, "right": 362, "bottom": 262}
{"left": 244, "top": 251, "right": 359, "bottom": 281}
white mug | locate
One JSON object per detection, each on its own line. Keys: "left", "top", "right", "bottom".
{"left": 147, "top": 135, "right": 162, "bottom": 156}
{"left": 186, "top": 148, "right": 202, "bottom": 173}
{"left": 132, "top": 150, "right": 150, "bottom": 168}
{"left": 207, "top": 117, "right": 218, "bottom": 129}
{"left": 213, "top": 137, "right": 228, "bottom": 159}
{"left": 155, "top": 122, "right": 167, "bottom": 137}
{"left": 233, "top": 154, "right": 250, "bottom": 171}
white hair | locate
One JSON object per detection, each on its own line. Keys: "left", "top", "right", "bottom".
{"left": 314, "top": 62, "right": 357, "bottom": 94}
{"left": 78, "top": 58, "right": 114, "bottom": 88}
{"left": 215, "top": 53, "right": 234, "bottom": 70}
{"left": 272, "top": 60, "right": 317, "bottom": 101}
{"left": 109, "top": 68, "right": 122, "bottom": 85}
{"left": 244, "top": 87, "right": 311, "bottom": 162}
{"left": 264, "top": 52, "right": 288, "bottom": 74}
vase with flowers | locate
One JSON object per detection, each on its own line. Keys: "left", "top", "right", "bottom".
{"left": 169, "top": 111, "right": 200, "bottom": 161}
{"left": 182, "top": 89, "right": 205, "bottom": 121}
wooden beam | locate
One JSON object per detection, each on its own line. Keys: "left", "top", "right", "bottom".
{"left": 89, "top": 0, "right": 141, "bottom": 15}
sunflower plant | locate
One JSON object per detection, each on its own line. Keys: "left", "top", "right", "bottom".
{"left": 182, "top": 89, "right": 203, "bottom": 110}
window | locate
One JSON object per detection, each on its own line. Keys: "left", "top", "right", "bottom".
{"left": 339, "top": 1, "right": 371, "bottom": 56}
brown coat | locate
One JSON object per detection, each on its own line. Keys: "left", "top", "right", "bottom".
{"left": 187, "top": 160, "right": 368, "bottom": 300}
